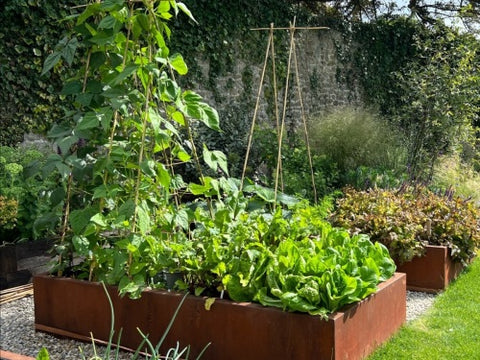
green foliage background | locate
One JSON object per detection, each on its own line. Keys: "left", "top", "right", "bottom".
{"left": 0, "top": 0, "right": 84, "bottom": 146}
{"left": 1, "top": 1, "right": 479, "bottom": 189}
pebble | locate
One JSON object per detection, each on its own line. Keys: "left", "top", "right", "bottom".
{"left": 1, "top": 291, "right": 437, "bottom": 359}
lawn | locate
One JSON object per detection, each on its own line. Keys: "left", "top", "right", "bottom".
{"left": 368, "top": 255, "right": 480, "bottom": 360}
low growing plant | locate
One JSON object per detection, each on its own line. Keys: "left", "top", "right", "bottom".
{"left": 189, "top": 201, "right": 396, "bottom": 317}
{"left": 331, "top": 187, "right": 480, "bottom": 264}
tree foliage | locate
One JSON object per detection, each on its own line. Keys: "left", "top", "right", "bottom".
{"left": 292, "top": 0, "right": 480, "bottom": 29}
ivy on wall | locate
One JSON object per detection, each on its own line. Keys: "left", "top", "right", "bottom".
{"left": 0, "top": 0, "right": 84, "bottom": 146}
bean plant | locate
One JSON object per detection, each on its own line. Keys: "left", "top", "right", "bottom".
{"left": 42, "top": 0, "right": 227, "bottom": 297}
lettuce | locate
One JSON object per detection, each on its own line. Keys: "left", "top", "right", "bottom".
{"left": 222, "top": 205, "right": 396, "bottom": 317}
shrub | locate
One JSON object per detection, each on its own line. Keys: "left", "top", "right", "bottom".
{"left": 308, "top": 107, "right": 407, "bottom": 186}
{"left": 331, "top": 187, "right": 480, "bottom": 264}
{"left": 0, "top": 145, "right": 59, "bottom": 241}
{"left": 0, "top": 196, "right": 19, "bottom": 240}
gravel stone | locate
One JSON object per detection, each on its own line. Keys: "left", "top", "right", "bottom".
{"left": 1, "top": 291, "right": 437, "bottom": 358}
{"left": 406, "top": 290, "right": 437, "bottom": 321}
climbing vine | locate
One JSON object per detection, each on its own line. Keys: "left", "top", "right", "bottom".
{"left": 0, "top": 0, "right": 84, "bottom": 145}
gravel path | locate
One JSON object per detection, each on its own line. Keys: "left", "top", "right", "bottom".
{"left": 1, "top": 291, "right": 437, "bottom": 359}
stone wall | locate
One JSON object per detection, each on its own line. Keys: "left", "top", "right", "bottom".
{"left": 189, "top": 28, "right": 363, "bottom": 130}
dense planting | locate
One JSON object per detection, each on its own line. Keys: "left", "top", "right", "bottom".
{"left": 31, "top": 0, "right": 399, "bottom": 318}
{"left": 0, "top": 145, "right": 58, "bottom": 241}
{"left": 331, "top": 187, "right": 480, "bottom": 264}
{"left": 219, "top": 205, "right": 396, "bottom": 316}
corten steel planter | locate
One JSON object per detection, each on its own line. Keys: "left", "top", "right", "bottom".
{"left": 396, "top": 245, "right": 464, "bottom": 293}
{"left": 34, "top": 272, "right": 406, "bottom": 360}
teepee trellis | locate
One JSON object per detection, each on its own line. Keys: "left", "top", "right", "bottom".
{"left": 240, "top": 19, "right": 329, "bottom": 205}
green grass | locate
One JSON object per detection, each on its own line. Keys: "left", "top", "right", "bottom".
{"left": 367, "top": 256, "right": 480, "bottom": 360}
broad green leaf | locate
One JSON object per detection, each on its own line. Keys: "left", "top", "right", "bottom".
{"left": 140, "top": 159, "right": 156, "bottom": 177}
{"left": 89, "top": 31, "right": 116, "bottom": 46}
{"left": 72, "top": 235, "right": 91, "bottom": 255}
{"left": 136, "top": 13, "right": 149, "bottom": 32}
{"left": 90, "top": 51, "right": 107, "bottom": 70}
{"left": 55, "top": 162, "right": 72, "bottom": 179}
{"left": 157, "top": 1, "right": 170, "bottom": 12}
{"left": 136, "top": 201, "right": 151, "bottom": 235}
{"left": 100, "top": 0, "right": 124, "bottom": 11}
{"left": 49, "top": 187, "right": 66, "bottom": 207}
{"left": 173, "top": 209, "right": 189, "bottom": 230}
{"left": 98, "top": 15, "right": 117, "bottom": 29}
{"left": 169, "top": 53, "right": 188, "bottom": 75}
{"left": 41, "top": 52, "right": 62, "bottom": 76}
{"left": 202, "top": 145, "right": 229, "bottom": 175}
{"left": 171, "top": 111, "right": 185, "bottom": 125}
{"left": 119, "top": 199, "right": 135, "bottom": 219}
{"left": 109, "top": 64, "right": 138, "bottom": 85}
{"left": 148, "top": 108, "right": 162, "bottom": 135}
{"left": 75, "top": 93, "right": 94, "bottom": 107}
{"left": 91, "top": 213, "right": 107, "bottom": 227}
{"left": 77, "top": 3, "right": 101, "bottom": 25}
{"left": 157, "top": 163, "right": 171, "bottom": 188}
{"left": 76, "top": 112, "right": 99, "bottom": 131}
{"left": 200, "top": 103, "right": 220, "bottom": 131}
{"left": 62, "top": 37, "right": 78, "bottom": 66}
{"left": 182, "top": 90, "right": 203, "bottom": 102}
{"left": 60, "top": 80, "right": 82, "bottom": 95}
{"left": 57, "top": 134, "right": 79, "bottom": 155}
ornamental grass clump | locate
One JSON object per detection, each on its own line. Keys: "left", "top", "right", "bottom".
{"left": 331, "top": 187, "right": 480, "bottom": 264}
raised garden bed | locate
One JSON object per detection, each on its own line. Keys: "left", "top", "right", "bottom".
{"left": 396, "top": 245, "right": 464, "bottom": 292}
{"left": 34, "top": 272, "right": 406, "bottom": 360}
